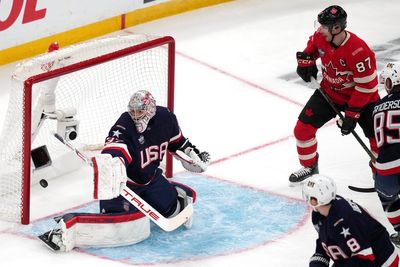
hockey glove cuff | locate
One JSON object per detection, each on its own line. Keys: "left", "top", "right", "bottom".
{"left": 296, "top": 51, "right": 318, "bottom": 82}
{"left": 339, "top": 108, "right": 361, "bottom": 135}
{"left": 309, "top": 253, "right": 330, "bottom": 267}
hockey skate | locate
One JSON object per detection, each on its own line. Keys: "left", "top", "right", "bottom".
{"left": 38, "top": 228, "right": 65, "bottom": 251}
{"left": 289, "top": 162, "right": 319, "bottom": 186}
{"left": 390, "top": 232, "right": 400, "bottom": 248}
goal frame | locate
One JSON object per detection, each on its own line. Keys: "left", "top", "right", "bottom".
{"left": 20, "top": 36, "right": 175, "bottom": 224}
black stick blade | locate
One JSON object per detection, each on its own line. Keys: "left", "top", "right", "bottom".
{"left": 348, "top": 185, "right": 375, "bottom": 193}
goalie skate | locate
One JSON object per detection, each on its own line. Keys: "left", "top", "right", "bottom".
{"left": 289, "top": 162, "right": 319, "bottom": 186}
{"left": 38, "top": 229, "right": 64, "bottom": 252}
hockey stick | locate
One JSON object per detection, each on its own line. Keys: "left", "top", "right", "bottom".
{"left": 309, "top": 78, "right": 376, "bottom": 193}
{"left": 310, "top": 77, "right": 376, "bottom": 161}
{"left": 347, "top": 185, "right": 375, "bottom": 193}
{"left": 52, "top": 132, "right": 193, "bottom": 231}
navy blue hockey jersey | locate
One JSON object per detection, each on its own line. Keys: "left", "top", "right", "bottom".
{"left": 311, "top": 196, "right": 398, "bottom": 266}
{"left": 101, "top": 106, "right": 185, "bottom": 185}
{"left": 373, "top": 92, "right": 400, "bottom": 176}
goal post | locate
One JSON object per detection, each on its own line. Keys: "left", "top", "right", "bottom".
{"left": 0, "top": 34, "right": 175, "bottom": 224}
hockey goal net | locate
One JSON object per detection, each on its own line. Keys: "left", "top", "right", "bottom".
{"left": 0, "top": 34, "right": 175, "bottom": 224}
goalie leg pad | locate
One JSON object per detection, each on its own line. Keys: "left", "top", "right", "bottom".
{"left": 40, "top": 212, "right": 150, "bottom": 251}
{"left": 171, "top": 181, "right": 196, "bottom": 203}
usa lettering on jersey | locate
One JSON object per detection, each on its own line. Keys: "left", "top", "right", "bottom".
{"left": 322, "top": 237, "right": 362, "bottom": 260}
{"left": 140, "top": 141, "right": 168, "bottom": 168}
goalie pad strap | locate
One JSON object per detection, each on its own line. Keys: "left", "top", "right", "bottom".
{"left": 62, "top": 212, "right": 146, "bottom": 229}
{"left": 93, "top": 157, "right": 99, "bottom": 199}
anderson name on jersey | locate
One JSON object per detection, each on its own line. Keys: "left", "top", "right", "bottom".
{"left": 101, "top": 106, "right": 185, "bottom": 185}
{"left": 373, "top": 93, "right": 400, "bottom": 175}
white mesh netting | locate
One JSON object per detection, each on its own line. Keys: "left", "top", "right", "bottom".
{"left": 0, "top": 34, "right": 174, "bottom": 223}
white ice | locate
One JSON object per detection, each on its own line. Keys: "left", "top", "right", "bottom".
{"left": 1, "top": 0, "right": 400, "bottom": 266}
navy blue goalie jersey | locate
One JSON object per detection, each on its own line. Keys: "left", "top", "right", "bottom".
{"left": 101, "top": 106, "right": 185, "bottom": 185}
{"left": 311, "top": 196, "right": 398, "bottom": 266}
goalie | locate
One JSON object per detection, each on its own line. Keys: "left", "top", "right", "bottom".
{"left": 39, "top": 90, "right": 210, "bottom": 251}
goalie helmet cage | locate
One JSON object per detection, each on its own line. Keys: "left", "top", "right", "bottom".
{"left": 0, "top": 35, "right": 175, "bottom": 225}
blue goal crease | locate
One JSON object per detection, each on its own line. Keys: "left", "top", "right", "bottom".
{"left": 17, "top": 174, "right": 308, "bottom": 265}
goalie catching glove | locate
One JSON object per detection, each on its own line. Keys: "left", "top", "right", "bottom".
{"left": 92, "top": 154, "right": 127, "bottom": 200}
{"left": 173, "top": 139, "right": 210, "bottom": 173}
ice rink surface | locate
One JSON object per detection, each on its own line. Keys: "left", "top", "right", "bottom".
{"left": 1, "top": 0, "right": 400, "bottom": 266}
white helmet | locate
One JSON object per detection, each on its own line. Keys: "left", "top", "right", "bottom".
{"left": 379, "top": 62, "right": 400, "bottom": 94}
{"left": 128, "top": 90, "right": 156, "bottom": 133}
{"left": 302, "top": 174, "right": 337, "bottom": 209}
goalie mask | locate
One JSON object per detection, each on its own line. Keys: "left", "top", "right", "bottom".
{"left": 128, "top": 90, "right": 156, "bottom": 133}
{"left": 379, "top": 62, "right": 400, "bottom": 95}
{"left": 302, "top": 174, "right": 336, "bottom": 211}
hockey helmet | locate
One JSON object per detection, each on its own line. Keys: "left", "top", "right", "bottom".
{"left": 379, "top": 62, "right": 400, "bottom": 94}
{"left": 318, "top": 5, "right": 347, "bottom": 31}
{"left": 302, "top": 174, "right": 337, "bottom": 209}
{"left": 128, "top": 90, "right": 156, "bottom": 133}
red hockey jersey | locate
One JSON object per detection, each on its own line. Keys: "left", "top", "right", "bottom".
{"left": 304, "top": 31, "right": 379, "bottom": 109}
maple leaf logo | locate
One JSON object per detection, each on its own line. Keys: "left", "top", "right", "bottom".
{"left": 321, "top": 61, "right": 354, "bottom": 91}
{"left": 305, "top": 108, "right": 313, "bottom": 117}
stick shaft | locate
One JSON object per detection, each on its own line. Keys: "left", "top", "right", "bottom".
{"left": 310, "top": 78, "right": 376, "bottom": 161}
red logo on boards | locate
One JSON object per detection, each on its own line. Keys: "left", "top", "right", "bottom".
{"left": 0, "top": 0, "right": 47, "bottom": 31}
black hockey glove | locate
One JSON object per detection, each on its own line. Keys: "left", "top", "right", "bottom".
{"left": 339, "top": 108, "right": 361, "bottom": 135}
{"left": 296, "top": 51, "right": 318, "bottom": 82}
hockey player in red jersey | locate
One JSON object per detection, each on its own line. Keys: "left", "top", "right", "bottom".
{"left": 373, "top": 62, "right": 400, "bottom": 247}
{"left": 303, "top": 175, "right": 399, "bottom": 267}
{"left": 289, "top": 5, "right": 379, "bottom": 185}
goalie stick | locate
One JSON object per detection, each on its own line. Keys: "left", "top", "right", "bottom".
{"left": 52, "top": 132, "right": 193, "bottom": 231}
{"left": 308, "top": 78, "right": 376, "bottom": 193}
